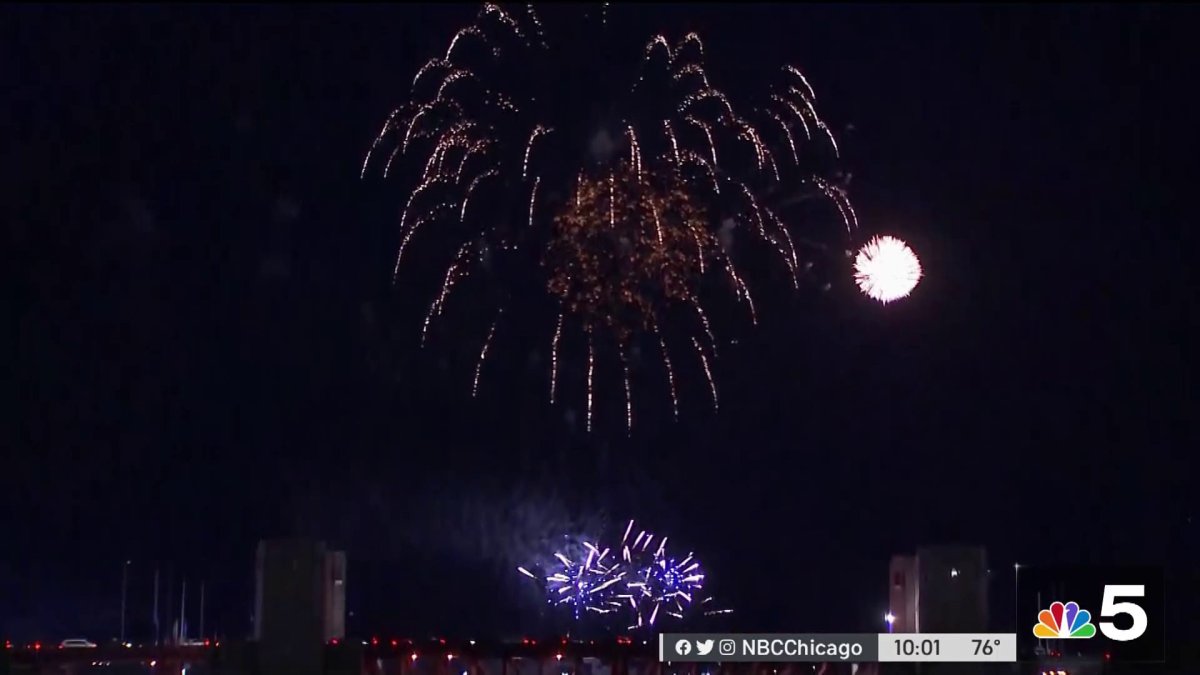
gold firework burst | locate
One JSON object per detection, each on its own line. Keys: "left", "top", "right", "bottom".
{"left": 545, "top": 161, "right": 719, "bottom": 345}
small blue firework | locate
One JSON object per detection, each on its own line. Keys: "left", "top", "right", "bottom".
{"left": 518, "top": 539, "right": 626, "bottom": 619}
{"left": 519, "top": 518, "right": 731, "bottom": 630}
{"left": 617, "top": 519, "right": 716, "bottom": 629}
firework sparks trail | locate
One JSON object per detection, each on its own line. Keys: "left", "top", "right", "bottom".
{"left": 412, "top": 58, "right": 448, "bottom": 90}
{"left": 392, "top": 214, "right": 433, "bottom": 283}
{"left": 524, "top": 125, "right": 551, "bottom": 179}
{"left": 785, "top": 65, "right": 816, "bottom": 101}
{"left": 362, "top": 5, "right": 903, "bottom": 430}
{"left": 525, "top": 4, "right": 547, "bottom": 46}
{"left": 692, "top": 337, "right": 718, "bottom": 411}
{"left": 461, "top": 169, "right": 498, "bottom": 221}
{"left": 765, "top": 149, "right": 780, "bottom": 181}
{"left": 472, "top": 312, "right": 501, "bottom": 397}
{"left": 811, "top": 176, "right": 858, "bottom": 237}
{"left": 723, "top": 257, "right": 757, "bottom": 324}
{"left": 421, "top": 243, "right": 473, "bottom": 344}
{"left": 685, "top": 116, "right": 718, "bottom": 167}
{"left": 586, "top": 335, "right": 595, "bottom": 433}
{"left": 363, "top": 110, "right": 403, "bottom": 179}
{"left": 773, "top": 211, "right": 801, "bottom": 287}
{"left": 550, "top": 312, "right": 563, "bottom": 403}
{"left": 674, "top": 63, "right": 709, "bottom": 87}
{"left": 690, "top": 297, "right": 716, "bottom": 356}
{"left": 771, "top": 94, "right": 812, "bottom": 140}
{"left": 766, "top": 109, "right": 799, "bottom": 164}
{"left": 657, "top": 330, "right": 679, "bottom": 418}
{"left": 626, "top": 125, "right": 643, "bottom": 177}
{"left": 608, "top": 173, "right": 615, "bottom": 227}
{"left": 663, "top": 120, "right": 680, "bottom": 164}
{"left": 623, "top": 356, "right": 633, "bottom": 433}
{"left": 528, "top": 176, "right": 541, "bottom": 229}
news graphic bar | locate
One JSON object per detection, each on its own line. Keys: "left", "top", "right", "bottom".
{"left": 658, "top": 633, "right": 1018, "bottom": 663}
{"left": 878, "top": 633, "right": 1016, "bottom": 662}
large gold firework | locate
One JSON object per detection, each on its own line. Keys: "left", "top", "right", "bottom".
{"left": 545, "top": 162, "right": 724, "bottom": 430}
{"left": 363, "top": 3, "right": 865, "bottom": 432}
{"left": 545, "top": 162, "right": 718, "bottom": 345}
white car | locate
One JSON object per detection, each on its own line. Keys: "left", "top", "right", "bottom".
{"left": 59, "top": 639, "right": 97, "bottom": 648}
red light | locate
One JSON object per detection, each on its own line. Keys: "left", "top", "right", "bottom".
{"left": 371, "top": 637, "right": 379, "bottom": 646}
{"left": 1105, "top": 652, "right": 1112, "bottom": 660}
{"left": 330, "top": 639, "right": 339, "bottom": 646}
{"left": 34, "top": 642, "right": 41, "bottom": 651}
{"left": 439, "top": 638, "right": 446, "bottom": 645}
{"left": 391, "top": 639, "right": 399, "bottom": 647}
{"left": 204, "top": 639, "right": 211, "bottom": 647}
{"left": 561, "top": 638, "right": 568, "bottom": 645}
{"left": 555, "top": 653, "right": 563, "bottom": 661}
{"left": 410, "top": 653, "right": 418, "bottom": 661}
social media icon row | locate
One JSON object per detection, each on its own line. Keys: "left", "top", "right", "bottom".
{"left": 675, "top": 639, "right": 739, "bottom": 657}
{"left": 674, "top": 639, "right": 715, "bottom": 656}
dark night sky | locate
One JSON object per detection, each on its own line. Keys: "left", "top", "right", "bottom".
{"left": 4, "top": 3, "right": 1195, "bottom": 644}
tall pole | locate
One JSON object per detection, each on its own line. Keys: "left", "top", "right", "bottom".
{"left": 120, "top": 560, "right": 131, "bottom": 644}
{"left": 165, "top": 568, "right": 174, "bottom": 644}
{"left": 152, "top": 568, "right": 160, "bottom": 646}
{"left": 180, "top": 579, "right": 187, "bottom": 643}
{"left": 1013, "top": 563, "right": 1021, "bottom": 633}
{"left": 199, "top": 581, "right": 206, "bottom": 639}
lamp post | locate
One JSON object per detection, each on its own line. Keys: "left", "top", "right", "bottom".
{"left": 152, "top": 568, "right": 160, "bottom": 646}
{"left": 1013, "top": 563, "right": 1022, "bottom": 634}
{"left": 120, "top": 560, "right": 131, "bottom": 644}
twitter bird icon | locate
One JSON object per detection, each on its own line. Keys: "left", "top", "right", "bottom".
{"left": 696, "top": 639, "right": 714, "bottom": 656}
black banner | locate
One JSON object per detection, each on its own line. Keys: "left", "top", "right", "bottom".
{"left": 1017, "top": 565, "right": 1165, "bottom": 663}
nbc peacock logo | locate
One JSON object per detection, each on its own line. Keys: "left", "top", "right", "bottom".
{"left": 1033, "top": 601, "right": 1097, "bottom": 639}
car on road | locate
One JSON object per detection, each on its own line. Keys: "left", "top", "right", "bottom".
{"left": 59, "top": 639, "right": 97, "bottom": 648}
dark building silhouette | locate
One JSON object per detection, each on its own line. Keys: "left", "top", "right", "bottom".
{"left": 254, "top": 539, "right": 346, "bottom": 675}
{"left": 888, "top": 546, "right": 989, "bottom": 634}
{"left": 887, "top": 546, "right": 989, "bottom": 675}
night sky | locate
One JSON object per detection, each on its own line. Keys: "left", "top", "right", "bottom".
{"left": 5, "top": 3, "right": 1195, "bottom": 645}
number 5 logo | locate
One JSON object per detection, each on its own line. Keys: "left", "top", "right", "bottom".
{"left": 1099, "top": 585, "right": 1148, "bottom": 641}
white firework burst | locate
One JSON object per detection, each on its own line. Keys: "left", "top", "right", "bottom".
{"left": 853, "top": 235, "right": 921, "bottom": 303}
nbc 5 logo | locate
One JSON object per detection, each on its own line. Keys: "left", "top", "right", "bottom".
{"left": 1033, "top": 585, "right": 1148, "bottom": 642}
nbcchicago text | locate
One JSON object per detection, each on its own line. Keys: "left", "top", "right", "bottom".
{"left": 741, "top": 639, "right": 865, "bottom": 661}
